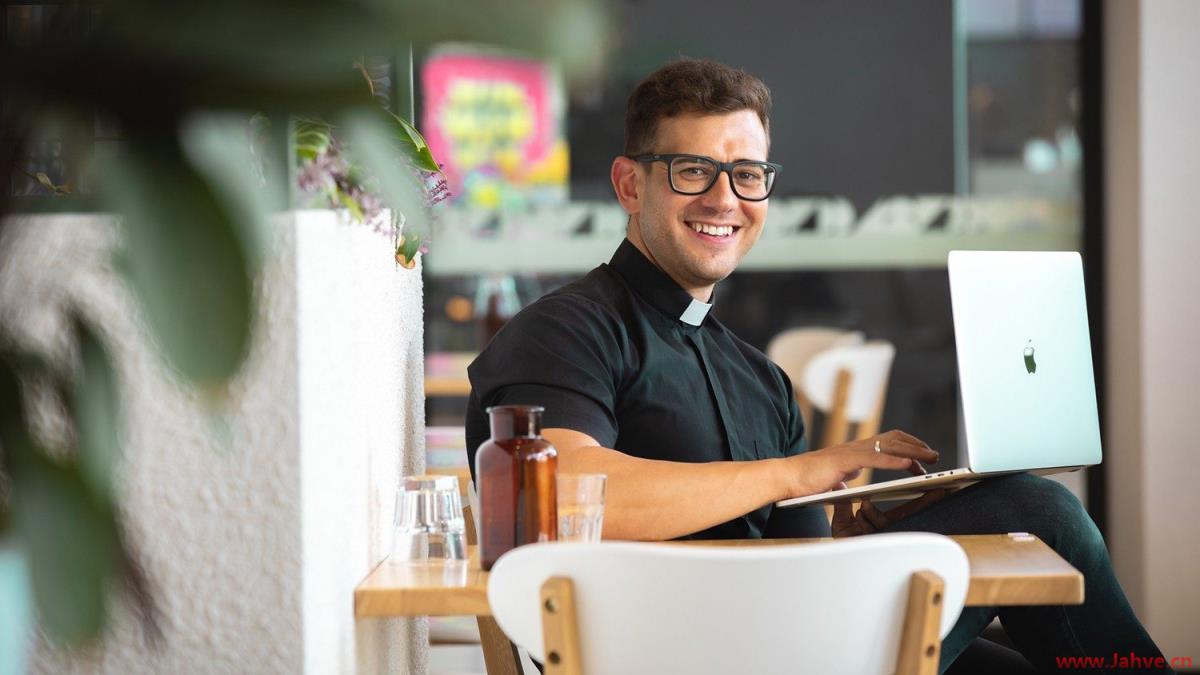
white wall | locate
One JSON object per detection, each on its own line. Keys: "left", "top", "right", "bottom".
{"left": 292, "top": 211, "right": 428, "bottom": 674}
{"left": 1104, "top": 0, "right": 1200, "bottom": 660}
{"left": 0, "top": 211, "right": 427, "bottom": 673}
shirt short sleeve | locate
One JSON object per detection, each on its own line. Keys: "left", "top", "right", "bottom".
{"left": 467, "top": 293, "right": 624, "bottom": 449}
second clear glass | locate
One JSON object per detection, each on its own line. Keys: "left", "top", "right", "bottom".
{"left": 557, "top": 473, "right": 606, "bottom": 542}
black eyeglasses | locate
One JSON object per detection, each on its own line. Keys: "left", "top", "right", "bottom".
{"left": 629, "top": 153, "right": 781, "bottom": 201}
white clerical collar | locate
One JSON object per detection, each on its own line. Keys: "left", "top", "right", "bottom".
{"left": 679, "top": 298, "right": 713, "bottom": 326}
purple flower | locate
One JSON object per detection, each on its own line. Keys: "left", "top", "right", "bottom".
{"left": 292, "top": 130, "right": 449, "bottom": 263}
{"left": 421, "top": 165, "right": 452, "bottom": 207}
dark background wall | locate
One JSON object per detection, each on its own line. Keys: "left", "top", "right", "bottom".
{"left": 568, "top": 0, "right": 957, "bottom": 210}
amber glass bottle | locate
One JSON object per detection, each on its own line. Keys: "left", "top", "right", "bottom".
{"left": 475, "top": 405, "right": 558, "bottom": 570}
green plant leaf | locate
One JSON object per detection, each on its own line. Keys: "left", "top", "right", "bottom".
{"left": 294, "top": 117, "right": 334, "bottom": 162}
{"left": 0, "top": 346, "right": 66, "bottom": 457}
{"left": 0, "top": 357, "right": 119, "bottom": 645}
{"left": 12, "top": 453, "right": 120, "bottom": 645}
{"left": 0, "top": 356, "right": 25, "bottom": 535}
{"left": 181, "top": 114, "right": 277, "bottom": 267}
{"left": 72, "top": 317, "right": 121, "bottom": 500}
{"left": 394, "top": 232, "right": 422, "bottom": 269}
{"left": 337, "top": 190, "right": 364, "bottom": 222}
{"left": 386, "top": 111, "right": 440, "bottom": 173}
{"left": 340, "top": 109, "right": 426, "bottom": 225}
{"left": 388, "top": 1, "right": 615, "bottom": 85}
{"left": 295, "top": 143, "right": 328, "bottom": 163}
{"left": 322, "top": 183, "right": 340, "bottom": 208}
{"left": 102, "top": 134, "right": 254, "bottom": 390}
{"left": 334, "top": 107, "right": 439, "bottom": 174}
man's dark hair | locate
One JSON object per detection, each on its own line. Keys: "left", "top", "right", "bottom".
{"left": 623, "top": 58, "right": 772, "bottom": 156}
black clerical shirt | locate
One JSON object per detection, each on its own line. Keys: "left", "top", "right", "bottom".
{"left": 466, "top": 238, "right": 828, "bottom": 539}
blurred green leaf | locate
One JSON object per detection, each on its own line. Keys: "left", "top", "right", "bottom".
{"left": 0, "top": 356, "right": 119, "bottom": 645}
{"left": 12, "top": 453, "right": 119, "bottom": 645}
{"left": 337, "top": 191, "right": 364, "bottom": 222}
{"left": 72, "top": 318, "right": 121, "bottom": 500}
{"left": 102, "top": 135, "right": 254, "bottom": 389}
{"left": 294, "top": 117, "right": 334, "bottom": 163}
{"left": 180, "top": 114, "right": 278, "bottom": 267}
{"left": 386, "top": 1, "right": 616, "bottom": 86}
{"left": 387, "top": 111, "right": 439, "bottom": 173}
{"left": 0, "top": 356, "right": 25, "bottom": 532}
{"left": 340, "top": 109, "right": 426, "bottom": 227}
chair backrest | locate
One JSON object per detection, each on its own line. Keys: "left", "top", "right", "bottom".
{"left": 766, "top": 327, "right": 865, "bottom": 395}
{"left": 488, "top": 533, "right": 968, "bottom": 675}
{"left": 802, "top": 341, "right": 896, "bottom": 422}
{"left": 767, "top": 328, "right": 866, "bottom": 438}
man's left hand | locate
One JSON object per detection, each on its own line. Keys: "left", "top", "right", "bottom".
{"left": 831, "top": 488, "right": 949, "bottom": 537}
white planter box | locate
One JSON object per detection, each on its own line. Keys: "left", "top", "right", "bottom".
{"left": 0, "top": 211, "right": 427, "bottom": 674}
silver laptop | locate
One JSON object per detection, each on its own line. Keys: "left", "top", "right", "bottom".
{"left": 776, "top": 250, "right": 1102, "bottom": 508}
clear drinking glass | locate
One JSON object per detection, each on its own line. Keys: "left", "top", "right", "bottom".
{"left": 557, "top": 474, "right": 606, "bottom": 542}
{"left": 391, "top": 474, "right": 467, "bottom": 562}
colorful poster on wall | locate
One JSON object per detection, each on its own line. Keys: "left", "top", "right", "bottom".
{"left": 421, "top": 47, "right": 568, "bottom": 209}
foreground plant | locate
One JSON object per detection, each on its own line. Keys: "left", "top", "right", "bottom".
{"left": 0, "top": 0, "right": 610, "bottom": 647}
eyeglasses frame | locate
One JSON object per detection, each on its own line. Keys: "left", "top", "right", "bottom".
{"left": 627, "top": 153, "right": 782, "bottom": 202}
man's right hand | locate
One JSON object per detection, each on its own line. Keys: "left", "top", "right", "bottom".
{"left": 788, "top": 429, "right": 939, "bottom": 498}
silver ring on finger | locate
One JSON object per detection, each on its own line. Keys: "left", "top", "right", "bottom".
{"left": 874, "top": 440, "right": 882, "bottom": 453}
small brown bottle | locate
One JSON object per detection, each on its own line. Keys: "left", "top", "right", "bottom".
{"left": 475, "top": 405, "right": 558, "bottom": 570}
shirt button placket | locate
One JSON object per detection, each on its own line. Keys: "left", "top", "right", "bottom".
{"left": 684, "top": 331, "right": 752, "bottom": 462}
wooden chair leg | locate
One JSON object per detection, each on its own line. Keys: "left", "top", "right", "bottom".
{"left": 476, "top": 615, "right": 522, "bottom": 675}
{"left": 540, "top": 576, "right": 583, "bottom": 675}
{"left": 819, "top": 368, "right": 853, "bottom": 449}
{"left": 820, "top": 369, "right": 855, "bottom": 522}
{"left": 896, "top": 570, "right": 945, "bottom": 675}
{"left": 823, "top": 371, "right": 889, "bottom": 523}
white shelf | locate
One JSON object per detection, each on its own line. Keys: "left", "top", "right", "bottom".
{"left": 423, "top": 197, "right": 1081, "bottom": 276}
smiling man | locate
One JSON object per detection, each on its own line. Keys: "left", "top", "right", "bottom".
{"left": 621, "top": 110, "right": 773, "bottom": 295}
{"left": 465, "top": 59, "right": 1165, "bottom": 672}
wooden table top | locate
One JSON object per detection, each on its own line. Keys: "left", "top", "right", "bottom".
{"left": 355, "top": 533, "right": 1084, "bottom": 618}
{"left": 424, "top": 376, "right": 472, "bottom": 397}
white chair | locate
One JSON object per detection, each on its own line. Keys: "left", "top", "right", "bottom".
{"left": 767, "top": 327, "right": 865, "bottom": 427}
{"left": 802, "top": 340, "right": 897, "bottom": 450}
{"left": 488, "top": 533, "right": 969, "bottom": 675}
{"left": 800, "top": 341, "right": 897, "bottom": 522}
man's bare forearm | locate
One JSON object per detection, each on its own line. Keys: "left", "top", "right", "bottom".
{"left": 544, "top": 429, "right": 796, "bottom": 540}
{"left": 541, "top": 427, "right": 932, "bottom": 541}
